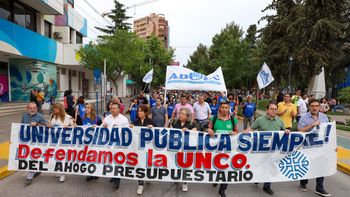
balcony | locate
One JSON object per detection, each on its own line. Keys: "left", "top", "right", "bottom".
{"left": 19, "top": 0, "right": 64, "bottom": 15}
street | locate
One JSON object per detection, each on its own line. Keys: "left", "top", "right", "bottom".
{"left": 0, "top": 171, "right": 349, "bottom": 197}
{"left": 0, "top": 101, "right": 349, "bottom": 197}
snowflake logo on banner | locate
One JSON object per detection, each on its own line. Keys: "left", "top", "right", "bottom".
{"left": 278, "top": 151, "right": 309, "bottom": 180}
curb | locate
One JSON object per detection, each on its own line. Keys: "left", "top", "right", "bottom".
{"left": 0, "top": 166, "right": 14, "bottom": 180}
{"left": 337, "top": 162, "right": 350, "bottom": 175}
{"left": 337, "top": 146, "right": 350, "bottom": 175}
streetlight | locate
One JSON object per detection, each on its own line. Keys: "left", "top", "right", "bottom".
{"left": 288, "top": 56, "right": 293, "bottom": 92}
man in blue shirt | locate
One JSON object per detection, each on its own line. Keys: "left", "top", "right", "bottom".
{"left": 167, "top": 96, "right": 176, "bottom": 119}
{"left": 298, "top": 98, "right": 330, "bottom": 197}
{"left": 242, "top": 95, "right": 256, "bottom": 129}
{"left": 209, "top": 98, "right": 219, "bottom": 116}
{"left": 21, "top": 102, "right": 47, "bottom": 185}
{"left": 149, "top": 92, "right": 158, "bottom": 108}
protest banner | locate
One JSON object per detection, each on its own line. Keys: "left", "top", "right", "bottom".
{"left": 8, "top": 122, "right": 337, "bottom": 183}
{"left": 164, "top": 66, "right": 227, "bottom": 92}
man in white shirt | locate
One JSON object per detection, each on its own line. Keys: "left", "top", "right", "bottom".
{"left": 193, "top": 94, "right": 211, "bottom": 131}
{"left": 102, "top": 103, "right": 129, "bottom": 190}
{"left": 297, "top": 93, "right": 308, "bottom": 122}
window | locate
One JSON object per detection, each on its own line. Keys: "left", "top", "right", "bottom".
{"left": 13, "top": 2, "right": 36, "bottom": 32}
{"left": 61, "top": 68, "right": 66, "bottom": 75}
{"left": 0, "top": 0, "right": 11, "bottom": 21}
{"left": 76, "top": 32, "right": 83, "bottom": 44}
{"left": 70, "top": 28, "right": 74, "bottom": 43}
{"left": 72, "top": 70, "right": 77, "bottom": 77}
{"left": 44, "top": 21, "right": 52, "bottom": 38}
{"left": 67, "top": 0, "right": 74, "bottom": 8}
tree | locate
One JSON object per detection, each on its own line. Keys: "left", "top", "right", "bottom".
{"left": 186, "top": 43, "right": 212, "bottom": 74}
{"left": 143, "top": 34, "right": 174, "bottom": 88}
{"left": 260, "top": 0, "right": 348, "bottom": 94}
{"left": 244, "top": 24, "right": 265, "bottom": 90}
{"left": 245, "top": 24, "right": 257, "bottom": 47}
{"left": 78, "top": 30, "right": 145, "bottom": 92}
{"left": 260, "top": 0, "right": 296, "bottom": 94}
{"left": 209, "top": 22, "right": 250, "bottom": 89}
{"left": 325, "top": 0, "right": 350, "bottom": 89}
{"left": 95, "top": 0, "right": 131, "bottom": 34}
{"left": 288, "top": 0, "right": 346, "bottom": 88}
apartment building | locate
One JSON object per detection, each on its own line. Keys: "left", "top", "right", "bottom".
{"left": 133, "top": 13, "right": 169, "bottom": 48}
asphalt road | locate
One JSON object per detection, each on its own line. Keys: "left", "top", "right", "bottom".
{"left": 0, "top": 171, "right": 349, "bottom": 197}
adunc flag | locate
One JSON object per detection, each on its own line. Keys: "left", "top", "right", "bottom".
{"left": 142, "top": 69, "right": 153, "bottom": 83}
{"left": 257, "top": 62, "right": 274, "bottom": 89}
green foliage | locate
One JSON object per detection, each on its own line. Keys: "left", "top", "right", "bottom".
{"left": 78, "top": 32, "right": 173, "bottom": 92}
{"left": 186, "top": 22, "right": 265, "bottom": 89}
{"left": 186, "top": 43, "right": 212, "bottom": 75}
{"left": 78, "top": 30, "right": 145, "bottom": 90}
{"left": 260, "top": 0, "right": 348, "bottom": 91}
{"left": 338, "top": 87, "right": 350, "bottom": 104}
{"left": 143, "top": 34, "right": 174, "bottom": 87}
{"left": 336, "top": 124, "right": 350, "bottom": 132}
{"left": 95, "top": 0, "right": 131, "bottom": 34}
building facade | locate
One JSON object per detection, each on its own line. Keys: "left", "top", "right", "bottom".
{"left": 133, "top": 13, "right": 169, "bottom": 48}
{"left": 0, "top": 0, "right": 95, "bottom": 102}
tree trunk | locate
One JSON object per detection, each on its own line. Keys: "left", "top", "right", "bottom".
{"left": 274, "top": 80, "right": 280, "bottom": 101}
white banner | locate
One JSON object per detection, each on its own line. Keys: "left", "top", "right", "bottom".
{"left": 142, "top": 68, "right": 153, "bottom": 84}
{"left": 257, "top": 62, "right": 274, "bottom": 89}
{"left": 8, "top": 123, "right": 337, "bottom": 183}
{"left": 165, "top": 66, "right": 227, "bottom": 92}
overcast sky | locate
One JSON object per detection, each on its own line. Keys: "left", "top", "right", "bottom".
{"left": 75, "top": 0, "right": 273, "bottom": 66}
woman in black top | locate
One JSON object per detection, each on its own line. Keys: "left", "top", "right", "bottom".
{"left": 131, "top": 104, "right": 155, "bottom": 127}
{"left": 172, "top": 108, "right": 197, "bottom": 131}
{"left": 171, "top": 107, "right": 197, "bottom": 192}
{"left": 130, "top": 104, "right": 154, "bottom": 195}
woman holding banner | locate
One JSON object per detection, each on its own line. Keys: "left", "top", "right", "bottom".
{"left": 130, "top": 104, "right": 155, "bottom": 195}
{"left": 82, "top": 103, "right": 102, "bottom": 181}
{"left": 171, "top": 107, "right": 197, "bottom": 192}
{"left": 48, "top": 102, "right": 75, "bottom": 182}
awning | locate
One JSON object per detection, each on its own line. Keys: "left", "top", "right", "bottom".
{"left": 126, "top": 79, "right": 135, "bottom": 85}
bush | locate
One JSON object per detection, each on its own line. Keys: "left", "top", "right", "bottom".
{"left": 346, "top": 119, "right": 350, "bottom": 126}
{"left": 338, "top": 87, "right": 350, "bottom": 104}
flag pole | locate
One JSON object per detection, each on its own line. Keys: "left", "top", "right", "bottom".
{"left": 256, "top": 88, "right": 259, "bottom": 109}
{"left": 163, "top": 88, "right": 167, "bottom": 107}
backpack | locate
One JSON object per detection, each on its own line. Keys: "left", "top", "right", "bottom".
{"left": 211, "top": 115, "right": 237, "bottom": 130}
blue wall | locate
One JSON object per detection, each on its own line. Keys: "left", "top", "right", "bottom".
{"left": 0, "top": 18, "right": 58, "bottom": 63}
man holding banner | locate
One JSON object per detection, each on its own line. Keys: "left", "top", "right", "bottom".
{"left": 208, "top": 101, "right": 238, "bottom": 197}
{"left": 245, "top": 102, "right": 290, "bottom": 195}
{"left": 21, "top": 102, "right": 48, "bottom": 185}
{"left": 102, "top": 103, "right": 129, "bottom": 190}
{"left": 298, "top": 98, "right": 331, "bottom": 197}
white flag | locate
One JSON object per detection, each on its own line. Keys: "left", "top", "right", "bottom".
{"left": 142, "top": 69, "right": 153, "bottom": 83}
{"left": 165, "top": 66, "right": 226, "bottom": 92}
{"left": 257, "top": 62, "right": 274, "bottom": 89}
